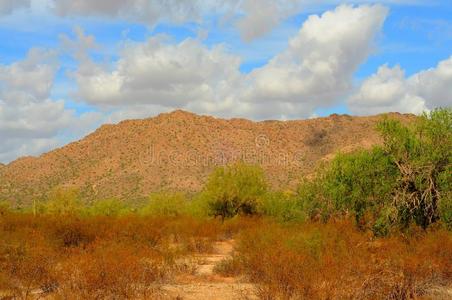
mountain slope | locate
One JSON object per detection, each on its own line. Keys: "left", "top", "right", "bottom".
{"left": 0, "top": 110, "right": 414, "bottom": 205}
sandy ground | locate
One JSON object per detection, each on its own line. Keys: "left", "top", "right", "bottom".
{"left": 159, "top": 240, "right": 257, "bottom": 300}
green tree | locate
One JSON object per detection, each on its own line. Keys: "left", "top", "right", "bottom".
{"left": 299, "top": 148, "right": 398, "bottom": 233}
{"left": 260, "top": 191, "right": 306, "bottom": 223}
{"left": 201, "top": 163, "right": 267, "bottom": 221}
{"left": 140, "top": 192, "right": 188, "bottom": 217}
{"left": 297, "top": 108, "right": 451, "bottom": 233}
{"left": 87, "top": 198, "right": 130, "bottom": 217}
{"left": 43, "top": 187, "right": 83, "bottom": 215}
{"left": 0, "top": 200, "right": 10, "bottom": 216}
{"left": 377, "top": 108, "right": 451, "bottom": 229}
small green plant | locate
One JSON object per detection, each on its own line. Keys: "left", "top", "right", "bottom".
{"left": 140, "top": 192, "right": 188, "bottom": 217}
{"left": 86, "top": 198, "right": 130, "bottom": 217}
{"left": 0, "top": 200, "right": 10, "bottom": 216}
{"left": 43, "top": 187, "right": 84, "bottom": 215}
{"left": 200, "top": 162, "right": 267, "bottom": 221}
{"left": 259, "top": 191, "right": 306, "bottom": 223}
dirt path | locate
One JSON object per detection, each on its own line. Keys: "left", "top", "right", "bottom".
{"left": 160, "top": 240, "right": 257, "bottom": 300}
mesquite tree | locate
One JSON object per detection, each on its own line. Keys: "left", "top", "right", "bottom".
{"left": 378, "top": 108, "right": 451, "bottom": 229}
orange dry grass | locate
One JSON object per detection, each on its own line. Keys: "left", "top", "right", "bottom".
{"left": 0, "top": 213, "right": 226, "bottom": 299}
{"left": 1, "top": 213, "right": 450, "bottom": 299}
{"left": 234, "top": 219, "right": 452, "bottom": 299}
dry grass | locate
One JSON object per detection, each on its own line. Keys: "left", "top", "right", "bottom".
{"left": 1, "top": 213, "right": 450, "bottom": 299}
{"left": 232, "top": 219, "right": 452, "bottom": 299}
{"left": 0, "top": 213, "right": 229, "bottom": 299}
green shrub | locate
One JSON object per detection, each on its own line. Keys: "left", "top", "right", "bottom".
{"left": 377, "top": 108, "right": 451, "bottom": 229}
{"left": 42, "top": 187, "right": 84, "bottom": 216}
{"left": 298, "top": 108, "right": 451, "bottom": 233}
{"left": 0, "top": 200, "right": 11, "bottom": 216}
{"left": 140, "top": 192, "right": 188, "bottom": 217}
{"left": 298, "top": 148, "right": 398, "bottom": 232}
{"left": 86, "top": 198, "right": 130, "bottom": 217}
{"left": 200, "top": 163, "right": 267, "bottom": 221}
{"left": 260, "top": 191, "right": 306, "bottom": 223}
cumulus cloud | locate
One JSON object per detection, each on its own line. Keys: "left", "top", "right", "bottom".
{"left": 0, "top": 48, "right": 101, "bottom": 163}
{"left": 69, "top": 4, "right": 388, "bottom": 120}
{"left": 244, "top": 4, "right": 388, "bottom": 104}
{"left": 236, "top": 0, "right": 300, "bottom": 41}
{"left": 48, "top": 0, "right": 422, "bottom": 42}
{"left": 70, "top": 33, "right": 242, "bottom": 107}
{"left": 53, "top": 0, "right": 209, "bottom": 25}
{"left": 411, "top": 57, "right": 452, "bottom": 108}
{"left": 0, "top": 0, "right": 430, "bottom": 42}
{"left": 0, "top": 49, "right": 69, "bottom": 162}
{"left": 0, "top": 0, "right": 30, "bottom": 15}
{"left": 347, "top": 56, "right": 452, "bottom": 115}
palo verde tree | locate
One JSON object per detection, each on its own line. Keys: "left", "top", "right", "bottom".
{"left": 299, "top": 108, "right": 451, "bottom": 234}
{"left": 318, "top": 148, "right": 398, "bottom": 232}
{"left": 377, "top": 108, "right": 451, "bottom": 229}
{"left": 43, "top": 187, "right": 84, "bottom": 215}
{"left": 140, "top": 192, "right": 188, "bottom": 217}
{"left": 201, "top": 162, "right": 267, "bottom": 221}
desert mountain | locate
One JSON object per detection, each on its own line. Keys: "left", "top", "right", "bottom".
{"left": 0, "top": 110, "right": 414, "bottom": 205}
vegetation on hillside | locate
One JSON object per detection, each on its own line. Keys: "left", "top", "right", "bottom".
{"left": 297, "top": 108, "right": 451, "bottom": 234}
{"left": 0, "top": 108, "right": 450, "bottom": 299}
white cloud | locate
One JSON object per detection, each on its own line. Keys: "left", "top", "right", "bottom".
{"left": 66, "top": 28, "right": 244, "bottom": 113}
{"left": 0, "top": 48, "right": 100, "bottom": 163}
{"left": 347, "top": 56, "right": 452, "bottom": 115}
{"left": 236, "top": 0, "right": 298, "bottom": 42}
{"left": 50, "top": 0, "right": 426, "bottom": 42}
{"left": 0, "top": 0, "right": 432, "bottom": 43}
{"left": 244, "top": 4, "right": 388, "bottom": 105}
{"left": 0, "top": 2, "right": 446, "bottom": 164}
{"left": 52, "top": 0, "right": 210, "bottom": 25}
{"left": 411, "top": 57, "right": 452, "bottom": 108}
{"left": 0, "top": 0, "right": 30, "bottom": 15}
{"left": 69, "top": 4, "right": 388, "bottom": 120}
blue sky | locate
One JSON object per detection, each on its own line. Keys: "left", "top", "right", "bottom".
{"left": 0, "top": 0, "right": 451, "bottom": 162}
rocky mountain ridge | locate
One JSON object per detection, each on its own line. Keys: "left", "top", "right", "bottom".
{"left": 0, "top": 110, "right": 414, "bottom": 205}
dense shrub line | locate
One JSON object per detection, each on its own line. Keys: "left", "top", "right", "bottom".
{"left": 0, "top": 213, "right": 247, "bottom": 298}
{"left": 0, "top": 108, "right": 450, "bottom": 299}
{"left": 3, "top": 109, "right": 450, "bottom": 234}
{"left": 225, "top": 219, "right": 452, "bottom": 299}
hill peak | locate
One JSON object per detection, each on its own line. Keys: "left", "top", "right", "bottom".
{"left": 159, "top": 109, "right": 200, "bottom": 119}
{"left": 0, "top": 112, "right": 415, "bottom": 205}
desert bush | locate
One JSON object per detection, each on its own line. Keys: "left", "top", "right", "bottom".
{"left": 0, "top": 210, "right": 450, "bottom": 299}
{"left": 50, "top": 216, "right": 97, "bottom": 248}
{"left": 298, "top": 108, "right": 451, "bottom": 233}
{"left": 259, "top": 191, "right": 306, "bottom": 223}
{"left": 299, "top": 148, "right": 398, "bottom": 234}
{"left": 0, "top": 232, "right": 59, "bottom": 299}
{"left": 86, "top": 198, "right": 130, "bottom": 216}
{"left": 0, "top": 213, "right": 214, "bottom": 298}
{"left": 213, "top": 257, "right": 243, "bottom": 277}
{"left": 0, "top": 200, "right": 10, "bottom": 216}
{"left": 200, "top": 162, "right": 267, "bottom": 221}
{"left": 140, "top": 192, "right": 188, "bottom": 217}
{"left": 234, "top": 219, "right": 452, "bottom": 299}
{"left": 42, "top": 187, "right": 84, "bottom": 215}
{"left": 165, "top": 217, "right": 222, "bottom": 253}
{"left": 377, "top": 108, "right": 451, "bottom": 229}
{"left": 55, "top": 241, "right": 167, "bottom": 299}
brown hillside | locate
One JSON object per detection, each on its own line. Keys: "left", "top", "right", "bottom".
{"left": 0, "top": 110, "right": 415, "bottom": 205}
